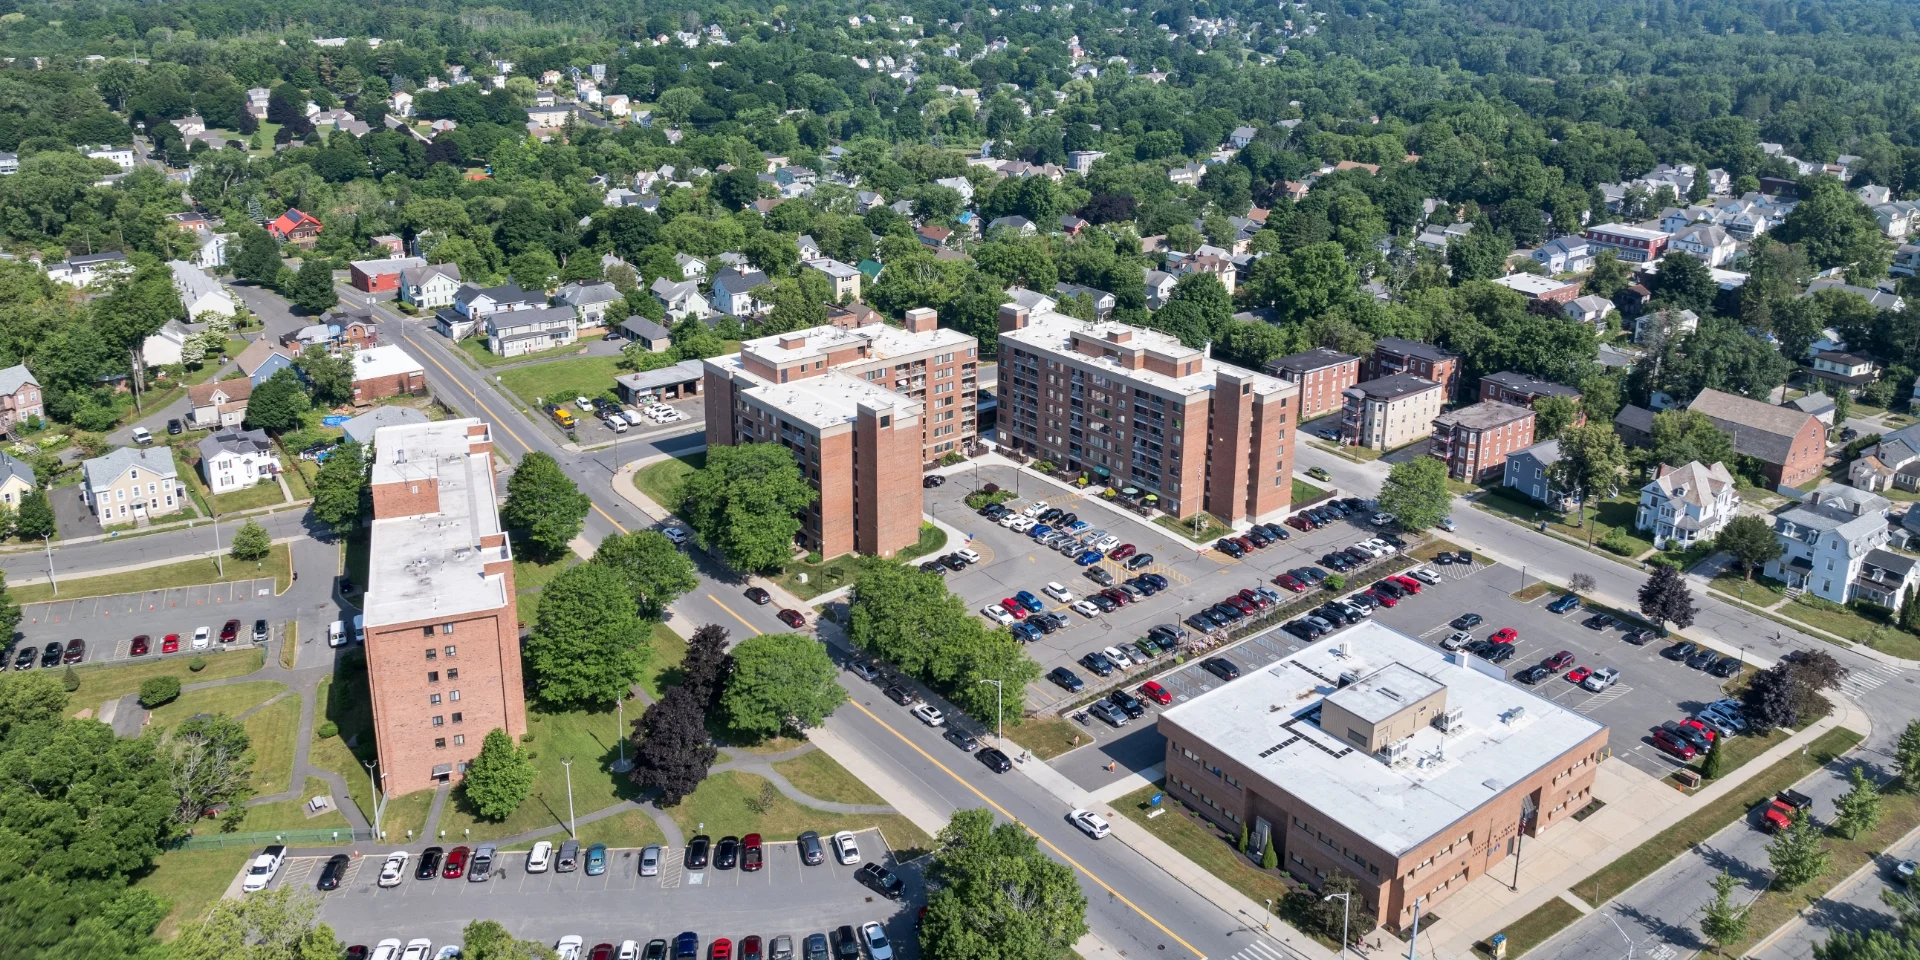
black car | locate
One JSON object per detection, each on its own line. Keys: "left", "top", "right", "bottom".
{"left": 1058, "top": 512, "right": 1078, "bottom": 526}
{"left": 1299, "top": 567, "right": 1329, "bottom": 583}
{"left": 923, "top": 474, "right": 945, "bottom": 488}
{"left": 858, "top": 862, "right": 906, "bottom": 900}
{"left": 1373, "top": 579, "right": 1405, "bottom": 599}
{"left": 883, "top": 685, "right": 914, "bottom": 705}
{"left": 940, "top": 554, "right": 967, "bottom": 571}
{"left": 944, "top": 727, "right": 980, "bottom": 752}
{"left": 977, "top": 747, "right": 1013, "bottom": 772}
{"left": 798, "top": 831, "right": 824, "bottom": 865}
{"left": 1515, "top": 665, "right": 1552, "bottom": 684}
{"left": 684, "top": 835, "right": 711, "bottom": 869}
{"left": 1202, "top": 657, "right": 1240, "bottom": 681}
{"left": 1283, "top": 621, "right": 1317, "bottom": 641}
{"left": 1090, "top": 594, "right": 1118, "bottom": 613}
{"left": 1465, "top": 640, "right": 1497, "bottom": 658}
{"left": 1451, "top": 613, "right": 1484, "bottom": 630}
{"left": 1711, "top": 655, "right": 1744, "bottom": 678}
{"left": 833, "top": 927, "right": 861, "bottom": 960}
{"left": 1109, "top": 689, "right": 1146, "bottom": 719}
{"left": 1483, "top": 644, "right": 1517, "bottom": 663}
{"left": 1127, "top": 552, "right": 1155, "bottom": 570}
{"left": 1048, "top": 667, "right": 1084, "bottom": 692}
{"left": 745, "top": 587, "right": 772, "bottom": 604}
{"left": 920, "top": 561, "right": 945, "bottom": 574}
{"left": 1030, "top": 614, "right": 1058, "bottom": 634}
{"left": 318, "top": 853, "right": 350, "bottom": 890}
{"left": 1149, "top": 624, "right": 1185, "bottom": 645}
{"left": 1662, "top": 641, "right": 1698, "bottom": 661}
{"left": 1080, "top": 652, "right": 1114, "bottom": 677}
{"left": 166, "top": 418, "right": 183, "bottom": 435}
{"left": 1663, "top": 720, "right": 1712, "bottom": 752}
{"left": 415, "top": 847, "right": 443, "bottom": 879}
{"left": 13, "top": 646, "right": 33, "bottom": 670}
{"left": 40, "top": 642, "right": 61, "bottom": 668}
{"left": 1582, "top": 614, "right": 1612, "bottom": 630}
{"left": 1686, "top": 649, "right": 1719, "bottom": 670}
{"left": 1215, "top": 538, "right": 1244, "bottom": 558}
{"left": 1039, "top": 508, "right": 1063, "bottom": 523}
{"left": 714, "top": 836, "right": 739, "bottom": 869}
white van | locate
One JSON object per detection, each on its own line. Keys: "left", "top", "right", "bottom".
{"left": 352, "top": 615, "right": 365, "bottom": 644}
{"left": 527, "top": 840, "right": 553, "bottom": 873}
{"left": 327, "top": 620, "right": 347, "bottom": 647}
{"left": 130, "top": 426, "right": 153, "bottom": 446}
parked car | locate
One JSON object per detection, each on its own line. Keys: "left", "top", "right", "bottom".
{"left": 745, "top": 587, "right": 771, "bottom": 605}
{"left": 684, "top": 836, "right": 710, "bottom": 869}
{"left": 1068, "top": 809, "right": 1112, "bottom": 839}
{"left": 798, "top": 831, "right": 824, "bottom": 865}
{"left": 318, "top": 853, "right": 350, "bottom": 891}
{"left": 414, "top": 847, "right": 443, "bottom": 880}
{"left": 1515, "top": 665, "right": 1552, "bottom": 684}
{"left": 468, "top": 844, "right": 496, "bottom": 882}
{"left": 910, "top": 703, "right": 945, "bottom": 726}
{"left": 378, "top": 851, "right": 409, "bottom": 887}
{"left": 1651, "top": 729, "right": 1696, "bottom": 761}
{"left": 1583, "top": 667, "right": 1620, "bottom": 691}
{"left": 858, "top": 862, "right": 905, "bottom": 899}
{"left": 1048, "top": 667, "right": 1085, "bottom": 692}
{"left": 441, "top": 846, "right": 470, "bottom": 879}
{"left": 1201, "top": 657, "right": 1240, "bottom": 681}
{"left": 945, "top": 728, "right": 980, "bottom": 752}
{"left": 977, "top": 748, "right": 1013, "bottom": 773}
{"left": 1662, "top": 641, "right": 1698, "bottom": 661}
{"left": 130, "top": 634, "right": 150, "bottom": 656}
{"left": 776, "top": 609, "right": 807, "bottom": 629}
{"left": 831, "top": 830, "right": 860, "bottom": 865}
{"left": 1547, "top": 594, "right": 1581, "bottom": 614}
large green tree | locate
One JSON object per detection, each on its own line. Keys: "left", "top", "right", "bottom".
{"left": 288, "top": 258, "right": 339, "bottom": 314}
{"left": 1777, "top": 177, "right": 1894, "bottom": 281}
{"left": 298, "top": 346, "right": 355, "bottom": 406}
{"left": 462, "top": 920, "right": 561, "bottom": 960}
{"left": 721, "top": 632, "right": 847, "bottom": 740}
{"left": 921, "top": 809, "right": 1088, "bottom": 960}
{"left": 590, "top": 530, "right": 698, "bottom": 618}
{"left": 244, "top": 368, "right": 312, "bottom": 435}
{"left": 1637, "top": 564, "right": 1697, "bottom": 634}
{"left": 15, "top": 489, "right": 54, "bottom": 541}
{"left": 1375, "top": 457, "right": 1452, "bottom": 531}
{"left": 523, "top": 563, "right": 651, "bottom": 709}
{"left": 1767, "top": 808, "right": 1830, "bottom": 890}
{"left": 677, "top": 443, "right": 818, "bottom": 572}
{"left": 166, "top": 712, "right": 255, "bottom": 827}
{"left": 1717, "top": 514, "right": 1783, "bottom": 578}
{"left": 1649, "top": 409, "right": 1737, "bottom": 473}
{"left": 501, "top": 453, "right": 592, "bottom": 558}
{"left": 309, "top": 441, "right": 367, "bottom": 533}
{"left": 170, "top": 885, "right": 343, "bottom": 960}
{"left": 463, "top": 728, "right": 537, "bottom": 821}
{"left": 1550, "top": 423, "right": 1628, "bottom": 548}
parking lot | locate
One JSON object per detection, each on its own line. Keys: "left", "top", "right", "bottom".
{"left": 267, "top": 828, "right": 923, "bottom": 956}
{"left": 556, "top": 395, "right": 700, "bottom": 449}
{"left": 9, "top": 578, "right": 281, "bottom": 666}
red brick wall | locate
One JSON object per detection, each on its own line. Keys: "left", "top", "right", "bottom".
{"left": 1165, "top": 396, "right": 1211, "bottom": 518}
{"left": 1780, "top": 417, "right": 1827, "bottom": 487}
{"left": 351, "top": 267, "right": 402, "bottom": 293}
{"left": 1206, "top": 376, "right": 1254, "bottom": 523}
{"left": 1246, "top": 390, "right": 1295, "bottom": 520}
{"left": 855, "top": 409, "right": 923, "bottom": 557}
{"left": 353, "top": 371, "right": 425, "bottom": 402}
{"left": 366, "top": 599, "right": 527, "bottom": 795}
{"left": 815, "top": 430, "right": 855, "bottom": 558}
{"left": 1292, "top": 360, "right": 1359, "bottom": 421}
{"left": 702, "top": 370, "right": 736, "bottom": 447}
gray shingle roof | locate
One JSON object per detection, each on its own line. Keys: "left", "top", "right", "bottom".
{"left": 0, "top": 363, "right": 38, "bottom": 397}
{"left": 198, "top": 428, "right": 272, "bottom": 463}
{"left": 619, "top": 316, "right": 673, "bottom": 342}
{"left": 1350, "top": 373, "right": 1439, "bottom": 401}
{"left": 0, "top": 450, "right": 33, "bottom": 490}
{"left": 1374, "top": 337, "right": 1455, "bottom": 363}
{"left": 83, "top": 446, "right": 177, "bottom": 490}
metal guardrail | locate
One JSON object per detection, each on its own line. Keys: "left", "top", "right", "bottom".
{"left": 169, "top": 827, "right": 375, "bottom": 850}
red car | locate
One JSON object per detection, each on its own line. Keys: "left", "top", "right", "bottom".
{"left": 1490, "top": 627, "right": 1519, "bottom": 644}
{"left": 1274, "top": 574, "right": 1305, "bottom": 593}
{"left": 1139, "top": 681, "right": 1172, "bottom": 705}
{"left": 1226, "top": 595, "right": 1256, "bottom": 614}
{"left": 741, "top": 937, "right": 763, "bottom": 960}
{"left": 1239, "top": 588, "right": 1270, "bottom": 609}
{"left": 590, "top": 945, "right": 616, "bottom": 960}
{"left": 1286, "top": 515, "right": 1311, "bottom": 531}
{"left": 1368, "top": 590, "right": 1398, "bottom": 608}
{"left": 776, "top": 609, "right": 808, "bottom": 628}
{"left": 1544, "top": 650, "right": 1575, "bottom": 671}
{"left": 1678, "top": 717, "right": 1718, "bottom": 743}
{"left": 1391, "top": 576, "right": 1423, "bottom": 594}
{"left": 741, "top": 833, "right": 763, "bottom": 871}
{"left": 130, "top": 634, "right": 150, "bottom": 656}
{"left": 1652, "top": 728, "right": 1696, "bottom": 761}
{"left": 219, "top": 619, "right": 241, "bottom": 643}
{"left": 1102, "top": 588, "right": 1132, "bottom": 606}
{"left": 1233, "top": 537, "right": 1257, "bottom": 552}
{"left": 1108, "top": 544, "right": 1137, "bottom": 560}
{"left": 442, "top": 846, "right": 469, "bottom": 878}
{"left": 1565, "top": 666, "right": 1593, "bottom": 684}
{"left": 161, "top": 633, "right": 180, "bottom": 653}
{"left": 999, "top": 599, "right": 1028, "bottom": 620}
{"left": 711, "top": 939, "right": 732, "bottom": 960}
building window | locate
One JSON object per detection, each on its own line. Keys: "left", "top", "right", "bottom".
{"left": 450, "top": 689, "right": 461, "bottom": 701}
{"left": 422, "top": 626, "right": 436, "bottom": 638}
{"left": 442, "top": 624, "right": 455, "bottom": 635}
{"left": 448, "top": 668, "right": 459, "bottom": 680}
{"left": 428, "top": 671, "right": 439, "bottom": 683}
{"left": 432, "top": 715, "right": 444, "bottom": 726}
{"left": 445, "top": 645, "right": 457, "bottom": 657}
{"left": 435, "top": 738, "right": 446, "bottom": 749}
{"left": 452, "top": 712, "right": 463, "bottom": 724}
{"left": 454, "top": 735, "right": 465, "bottom": 746}
{"left": 425, "top": 648, "right": 437, "bottom": 661}
{"left": 430, "top": 694, "right": 442, "bottom": 705}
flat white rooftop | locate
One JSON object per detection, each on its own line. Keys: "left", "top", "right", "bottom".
{"left": 1004, "top": 309, "right": 1295, "bottom": 401}
{"left": 364, "top": 419, "right": 510, "bottom": 628}
{"left": 1490, "top": 273, "right": 1575, "bottom": 296}
{"left": 740, "top": 320, "right": 972, "bottom": 366}
{"left": 1161, "top": 621, "right": 1606, "bottom": 857}
{"left": 710, "top": 354, "right": 921, "bottom": 431}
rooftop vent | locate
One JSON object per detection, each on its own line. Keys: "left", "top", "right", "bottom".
{"left": 1501, "top": 706, "right": 1528, "bottom": 726}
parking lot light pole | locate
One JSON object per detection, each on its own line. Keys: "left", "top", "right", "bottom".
{"left": 1323, "top": 892, "right": 1351, "bottom": 960}
{"left": 562, "top": 757, "right": 576, "bottom": 838}
{"left": 978, "top": 678, "right": 1003, "bottom": 746}
{"left": 363, "top": 760, "right": 384, "bottom": 839}
{"left": 612, "top": 696, "right": 632, "bottom": 773}
{"left": 41, "top": 533, "right": 55, "bottom": 596}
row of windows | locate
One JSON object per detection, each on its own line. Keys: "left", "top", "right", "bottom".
{"left": 423, "top": 645, "right": 458, "bottom": 660}
{"left": 430, "top": 713, "right": 463, "bottom": 726}
{"left": 428, "top": 690, "right": 462, "bottom": 705}
{"left": 1549, "top": 752, "right": 1597, "bottom": 785}
{"left": 1169, "top": 774, "right": 1241, "bottom": 823}
{"left": 434, "top": 735, "right": 467, "bottom": 748}
{"left": 426, "top": 669, "right": 460, "bottom": 683}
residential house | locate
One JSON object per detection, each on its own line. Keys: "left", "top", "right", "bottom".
{"left": 1806, "top": 351, "right": 1881, "bottom": 396}
{"left": 1177, "top": 254, "right": 1237, "bottom": 294}
{"left": 1266, "top": 348, "right": 1361, "bottom": 421}
{"left": 1667, "top": 223, "right": 1737, "bottom": 267}
{"left": 1563, "top": 295, "right": 1616, "bottom": 328}
{"left": 1764, "top": 484, "right": 1909, "bottom": 611}
{"left": 234, "top": 340, "right": 297, "bottom": 386}
{"left": 267, "top": 208, "right": 323, "bottom": 247}
{"left": 349, "top": 255, "right": 428, "bottom": 293}
{"left": 618, "top": 316, "right": 674, "bottom": 352}
{"left": 986, "top": 215, "right": 1037, "bottom": 238}
{"left": 1633, "top": 308, "right": 1699, "bottom": 346}
{"left": 198, "top": 428, "right": 278, "bottom": 495}
{"left": 285, "top": 323, "right": 341, "bottom": 352}
{"left": 827, "top": 302, "right": 883, "bottom": 330}
{"left": 916, "top": 225, "right": 953, "bottom": 248}
{"left": 650, "top": 277, "right": 712, "bottom": 320}
{"left": 1614, "top": 405, "right": 1658, "bottom": 448}
{"left": 1635, "top": 460, "right": 1739, "bottom": 549}
{"left": 398, "top": 263, "right": 462, "bottom": 310}
{"left": 1005, "top": 288, "right": 1059, "bottom": 315}
{"left": 0, "top": 153, "right": 18, "bottom": 176}
{"left": 438, "top": 281, "right": 548, "bottom": 338}
{"left": 1431, "top": 401, "right": 1537, "bottom": 481}
{"left": 0, "top": 365, "right": 43, "bottom": 435}
{"left": 45, "top": 251, "right": 129, "bottom": 288}
{"left": 485, "top": 305, "right": 578, "bottom": 358}
{"left": 1531, "top": 237, "right": 1594, "bottom": 274}
{"left": 1806, "top": 277, "right": 1906, "bottom": 312}
{"left": 803, "top": 258, "right": 862, "bottom": 302}
{"left": 1168, "top": 162, "right": 1207, "bottom": 186}
{"left": 1688, "top": 387, "right": 1827, "bottom": 487}
{"left": 142, "top": 319, "right": 193, "bottom": 367}
{"left": 169, "top": 260, "right": 235, "bottom": 319}
{"left": 186, "top": 377, "right": 252, "bottom": 429}
{"left": 82, "top": 447, "right": 182, "bottom": 524}
{"left": 1229, "top": 126, "right": 1257, "bottom": 149}
{"left": 322, "top": 306, "right": 380, "bottom": 350}
{"left": 0, "top": 449, "right": 34, "bottom": 507}
{"left": 193, "top": 233, "right": 229, "bottom": 270}
{"left": 1502, "top": 440, "right": 1567, "bottom": 508}
{"left": 1478, "top": 372, "right": 1585, "bottom": 421}
{"left": 350, "top": 345, "right": 427, "bottom": 402}
{"left": 1341, "top": 374, "right": 1443, "bottom": 451}
{"left": 1364, "top": 338, "right": 1460, "bottom": 400}
{"left": 710, "top": 266, "right": 772, "bottom": 317}
{"left": 1894, "top": 244, "right": 1920, "bottom": 279}
{"left": 1851, "top": 422, "right": 1920, "bottom": 492}
{"left": 1144, "top": 269, "right": 1178, "bottom": 309}
{"left": 1784, "top": 392, "right": 1839, "bottom": 427}
{"left": 1053, "top": 282, "right": 1116, "bottom": 321}
{"left": 674, "top": 254, "right": 708, "bottom": 281}
{"left": 1490, "top": 273, "right": 1581, "bottom": 306}
{"left": 553, "top": 282, "right": 621, "bottom": 332}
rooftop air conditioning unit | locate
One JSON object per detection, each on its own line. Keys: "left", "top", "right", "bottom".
{"left": 1379, "top": 738, "right": 1412, "bottom": 765}
{"left": 1337, "top": 669, "right": 1362, "bottom": 688}
{"left": 1434, "top": 707, "right": 1467, "bottom": 732}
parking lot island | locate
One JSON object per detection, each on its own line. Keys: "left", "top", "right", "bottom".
{"left": 363, "top": 417, "right": 526, "bottom": 794}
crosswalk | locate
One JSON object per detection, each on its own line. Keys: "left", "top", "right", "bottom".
{"left": 1838, "top": 662, "right": 1904, "bottom": 700}
{"left": 1223, "top": 936, "right": 1314, "bottom": 960}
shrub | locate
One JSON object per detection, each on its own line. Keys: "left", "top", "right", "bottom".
{"left": 938, "top": 451, "right": 965, "bottom": 466}
{"left": 138, "top": 676, "right": 182, "bottom": 707}
{"left": 520, "top": 732, "right": 535, "bottom": 743}
{"left": 982, "top": 482, "right": 999, "bottom": 494}
{"left": 315, "top": 721, "right": 339, "bottom": 738}
{"left": 61, "top": 666, "right": 79, "bottom": 692}
{"left": 188, "top": 656, "right": 207, "bottom": 672}
{"left": 1599, "top": 528, "right": 1639, "bottom": 556}
{"left": 805, "top": 551, "right": 823, "bottom": 564}
{"left": 1034, "top": 459, "right": 1057, "bottom": 473}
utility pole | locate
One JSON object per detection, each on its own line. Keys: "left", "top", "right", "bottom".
{"left": 562, "top": 757, "right": 576, "bottom": 838}
{"left": 363, "top": 760, "right": 385, "bottom": 839}
{"left": 42, "top": 534, "right": 56, "bottom": 596}
{"left": 1406, "top": 896, "right": 1423, "bottom": 960}
{"left": 612, "top": 696, "right": 632, "bottom": 773}
{"left": 978, "top": 678, "right": 1003, "bottom": 746}
{"left": 211, "top": 505, "right": 224, "bottom": 577}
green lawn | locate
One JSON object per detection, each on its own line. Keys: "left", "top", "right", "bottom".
{"left": 513, "top": 537, "right": 579, "bottom": 597}
{"left": 244, "top": 692, "right": 303, "bottom": 797}
{"left": 1291, "top": 477, "right": 1329, "bottom": 504}
{"left": 241, "top": 776, "right": 354, "bottom": 833}
{"left": 1003, "top": 715, "right": 1087, "bottom": 760}
{"left": 1775, "top": 595, "right": 1920, "bottom": 658}
{"left": 69, "top": 649, "right": 265, "bottom": 707}
{"left": 310, "top": 671, "right": 434, "bottom": 840}
{"left": 576, "top": 808, "right": 669, "bottom": 850}
{"left": 150, "top": 681, "right": 286, "bottom": 731}
{"left": 495, "top": 355, "right": 627, "bottom": 410}
{"left": 16, "top": 543, "right": 293, "bottom": 604}
{"left": 459, "top": 337, "right": 568, "bottom": 368}
{"left": 666, "top": 769, "right": 935, "bottom": 858}
{"left": 1709, "top": 573, "right": 1788, "bottom": 607}
{"left": 436, "top": 703, "right": 643, "bottom": 843}
{"left": 772, "top": 525, "right": 947, "bottom": 600}
{"left": 1478, "top": 898, "right": 1584, "bottom": 959}
{"left": 633, "top": 451, "right": 705, "bottom": 510}
{"left": 136, "top": 847, "right": 254, "bottom": 939}
{"left": 1114, "top": 782, "right": 1309, "bottom": 938}
{"left": 1309, "top": 439, "right": 1384, "bottom": 462}
{"left": 640, "top": 622, "right": 688, "bottom": 701}
{"left": 772, "top": 749, "right": 886, "bottom": 805}
{"left": 209, "top": 481, "right": 287, "bottom": 513}
{"left": 1156, "top": 511, "right": 1231, "bottom": 543}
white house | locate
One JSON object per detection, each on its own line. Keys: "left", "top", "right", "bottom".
{"left": 803, "top": 258, "right": 862, "bottom": 302}
{"left": 86, "top": 146, "right": 135, "bottom": 172}
{"left": 168, "top": 260, "right": 235, "bottom": 319}
{"left": 650, "top": 278, "right": 711, "bottom": 320}
{"left": 142, "top": 319, "right": 194, "bottom": 367}
{"left": 1563, "top": 294, "right": 1616, "bottom": 328}
{"left": 193, "top": 233, "right": 230, "bottom": 270}
{"left": 46, "top": 252, "right": 129, "bottom": 288}
{"left": 553, "top": 282, "right": 621, "bottom": 332}
{"left": 1763, "top": 483, "right": 1903, "bottom": 609}
{"left": 1634, "top": 460, "right": 1739, "bottom": 549}
{"left": 198, "top": 428, "right": 278, "bottom": 495}
{"left": 485, "top": 305, "right": 578, "bottom": 358}
{"left": 673, "top": 253, "right": 707, "bottom": 281}
{"left": 1667, "top": 224, "right": 1737, "bottom": 267}
{"left": 1531, "top": 237, "right": 1593, "bottom": 274}
{"left": 709, "top": 266, "right": 772, "bottom": 317}
{"left": 399, "top": 262, "right": 463, "bottom": 310}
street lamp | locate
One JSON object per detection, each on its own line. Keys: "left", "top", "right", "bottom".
{"left": 978, "top": 678, "right": 1003, "bottom": 746}
{"left": 612, "top": 696, "right": 632, "bottom": 773}
{"left": 562, "top": 757, "right": 577, "bottom": 838}
{"left": 363, "top": 760, "right": 386, "bottom": 839}
{"left": 1601, "top": 911, "right": 1635, "bottom": 960}
{"left": 42, "top": 533, "right": 55, "bottom": 597}
{"left": 1323, "top": 892, "right": 1352, "bottom": 960}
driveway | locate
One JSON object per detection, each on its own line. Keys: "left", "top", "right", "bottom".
{"left": 50, "top": 484, "right": 102, "bottom": 539}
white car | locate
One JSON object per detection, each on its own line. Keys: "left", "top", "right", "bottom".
{"left": 1351, "top": 542, "right": 1383, "bottom": 559}
{"left": 371, "top": 940, "right": 404, "bottom": 960}
{"left": 998, "top": 513, "right": 1024, "bottom": 528}
{"left": 436, "top": 948, "right": 463, "bottom": 960}
{"left": 621, "top": 407, "right": 645, "bottom": 425}
{"left": 574, "top": 396, "right": 593, "bottom": 409}
{"left": 1441, "top": 631, "right": 1473, "bottom": 651}
{"left": 1069, "top": 600, "right": 1100, "bottom": 617}
{"left": 1010, "top": 516, "right": 1038, "bottom": 532}
{"left": 983, "top": 604, "right": 1015, "bottom": 625}
{"left": 1582, "top": 667, "right": 1620, "bottom": 692}
{"left": 860, "top": 923, "right": 893, "bottom": 960}
{"left": 640, "top": 844, "right": 661, "bottom": 876}
{"left": 1408, "top": 568, "right": 1441, "bottom": 585}
{"left": 192, "top": 626, "right": 211, "bottom": 649}
{"left": 1068, "top": 808, "right": 1112, "bottom": 839}
{"left": 1365, "top": 538, "right": 1397, "bottom": 555}
{"left": 377, "top": 851, "right": 409, "bottom": 887}
{"left": 1439, "top": 516, "right": 1457, "bottom": 531}
{"left": 1094, "top": 535, "right": 1120, "bottom": 551}
{"left": 1043, "top": 582, "right": 1074, "bottom": 602}
{"left": 1023, "top": 500, "right": 1050, "bottom": 518}
{"left": 618, "top": 943, "right": 640, "bottom": 960}
{"left": 527, "top": 840, "right": 552, "bottom": 873}
{"left": 1371, "top": 513, "right": 1396, "bottom": 527}
{"left": 603, "top": 415, "right": 628, "bottom": 433}
{"left": 661, "top": 526, "right": 689, "bottom": 545}
{"left": 955, "top": 548, "right": 981, "bottom": 564}
{"left": 1101, "top": 646, "right": 1133, "bottom": 669}
{"left": 910, "top": 703, "right": 945, "bottom": 726}
{"left": 402, "top": 939, "right": 434, "bottom": 960}
{"left": 241, "top": 845, "right": 284, "bottom": 892}
{"left": 831, "top": 830, "right": 861, "bottom": 865}
{"left": 555, "top": 937, "right": 584, "bottom": 960}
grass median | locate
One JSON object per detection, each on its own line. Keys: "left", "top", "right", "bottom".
{"left": 16, "top": 542, "right": 293, "bottom": 605}
{"left": 634, "top": 451, "right": 704, "bottom": 510}
{"left": 69, "top": 648, "right": 265, "bottom": 706}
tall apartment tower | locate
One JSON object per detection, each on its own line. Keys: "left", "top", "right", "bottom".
{"left": 362, "top": 418, "right": 526, "bottom": 794}
{"left": 702, "top": 308, "right": 979, "bottom": 559}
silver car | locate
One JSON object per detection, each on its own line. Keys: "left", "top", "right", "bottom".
{"left": 1581, "top": 667, "right": 1620, "bottom": 692}
{"left": 469, "top": 844, "right": 496, "bottom": 882}
{"left": 639, "top": 844, "right": 661, "bottom": 876}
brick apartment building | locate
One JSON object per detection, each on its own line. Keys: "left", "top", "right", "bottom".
{"left": 996, "top": 304, "right": 1299, "bottom": 525}
{"left": 1490, "top": 274, "right": 1581, "bottom": 306}
{"left": 350, "top": 256, "right": 429, "bottom": 293}
{"left": 1342, "top": 374, "right": 1443, "bottom": 451}
{"left": 1265, "top": 348, "right": 1360, "bottom": 421}
{"left": 1688, "top": 387, "right": 1826, "bottom": 487}
{"left": 1584, "top": 223, "right": 1670, "bottom": 263}
{"left": 1478, "top": 373, "right": 1586, "bottom": 426}
{"left": 702, "top": 308, "right": 979, "bottom": 559}
{"left": 1364, "top": 338, "right": 1460, "bottom": 400}
{"left": 351, "top": 346, "right": 428, "bottom": 403}
{"left": 1159, "top": 623, "right": 1608, "bottom": 932}
{"left": 1431, "top": 401, "right": 1538, "bottom": 481}
{"left": 362, "top": 418, "right": 526, "bottom": 794}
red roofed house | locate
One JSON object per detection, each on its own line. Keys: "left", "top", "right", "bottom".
{"left": 268, "top": 209, "right": 323, "bottom": 248}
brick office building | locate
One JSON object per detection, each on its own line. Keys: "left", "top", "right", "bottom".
{"left": 1158, "top": 622, "right": 1608, "bottom": 932}
{"left": 1364, "top": 338, "right": 1460, "bottom": 400}
{"left": 1431, "top": 401, "right": 1537, "bottom": 481}
{"left": 1265, "top": 348, "right": 1360, "bottom": 421}
{"left": 1687, "top": 387, "right": 1827, "bottom": 487}
{"left": 362, "top": 418, "right": 526, "bottom": 793}
{"left": 703, "top": 309, "right": 978, "bottom": 559}
{"left": 996, "top": 304, "right": 1299, "bottom": 525}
